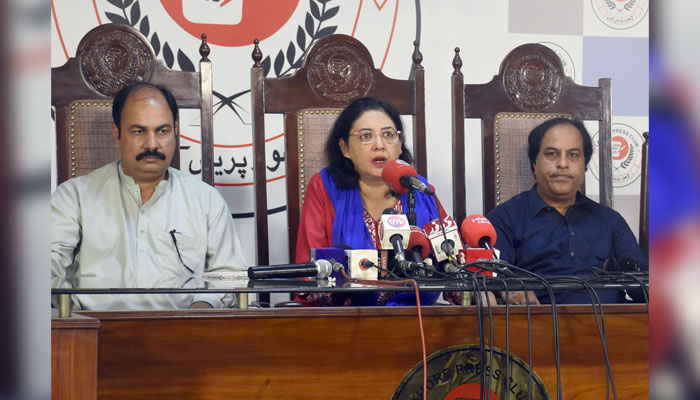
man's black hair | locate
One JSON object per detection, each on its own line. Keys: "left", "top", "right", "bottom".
{"left": 527, "top": 117, "right": 593, "bottom": 171}
{"left": 326, "top": 97, "right": 413, "bottom": 189}
{"left": 112, "top": 82, "right": 179, "bottom": 138}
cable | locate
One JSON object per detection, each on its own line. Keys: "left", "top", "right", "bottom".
{"left": 466, "top": 272, "right": 486, "bottom": 400}
{"left": 519, "top": 279, "right": 534, "bottom": 400}
{"left": 592, "top": 268, "right": 649, "bottom": 313}
{"left": 338, "top": 268, "right": 428, "bottom": 400}
{"left": 503, "top": 265, "right": 562, "bottom": 400}
{"left": 366, "top": 256, "right": 642, "bottom": 399}
{"left": 501, "top": 279, "right": 511, "bottom": 400}
{"left": 622, "top": 272, "right": 649, "bottom": 312}
{"left": 546, "top": 275, "right": 618, "bottom": 400}
{"left": 373, "top": 261, "right": 404, "bottom": 280}
{"left": 481, "top": 274, "right": 495, "bottom": 400}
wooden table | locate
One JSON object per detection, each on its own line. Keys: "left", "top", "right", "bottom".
{"left": 52, "top": 305, "right": 648, "bottom": 399}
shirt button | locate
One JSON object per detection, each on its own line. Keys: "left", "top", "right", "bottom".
{"left": 570, "top": 251, "right": 575, "bottom": 256}
{"left": 571, "top": 232, "right": 575, "bottom": 236}
{"left": 140, "top": 210, "right": 145, "bottom": 214}
{"left": 140, "top": 230, "right": 145, "bottom": 234}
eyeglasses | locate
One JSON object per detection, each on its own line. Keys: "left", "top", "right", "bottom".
{"left": 350, "top": 129, "right": 402, "bottom": 145}
{"left": 170, "top": 229, "right": 194, "bottom": 273}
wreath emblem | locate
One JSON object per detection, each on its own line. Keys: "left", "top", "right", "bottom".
{"left": 105, "top": 0, "right": 340, "bottom": 121}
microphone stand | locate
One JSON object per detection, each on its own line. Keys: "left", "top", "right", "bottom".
{"left": 406, "top": 189, "right": 417, "bottom": 226}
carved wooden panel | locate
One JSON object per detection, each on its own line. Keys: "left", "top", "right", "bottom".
{"left": 77, "top": 25, "right": 155, "bottom": 97}
{"left": 502, "top": 46, "right": 564, "bottom": 111}
{"left": 306, "top": 41, "right": 373, "bottom": 102}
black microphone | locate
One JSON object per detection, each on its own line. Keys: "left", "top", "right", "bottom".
{"left": 247, "top": 259, "right": 333, "bottom": 279}
{"left": 602, "top": 257, "right": 646, "bottom": 273}
{"left": 618, "top": 257, "right": 646, "bottom": 272}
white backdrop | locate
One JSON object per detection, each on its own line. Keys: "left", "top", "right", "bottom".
{"left": 51, "top": 0, "right": 649, "bottom": 266}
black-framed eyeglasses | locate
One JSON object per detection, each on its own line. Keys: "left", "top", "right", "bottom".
{"left": 169, "top": 229, "right": 194, "bottom": 273}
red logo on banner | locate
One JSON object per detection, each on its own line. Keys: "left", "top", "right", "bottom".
{"left": 161, "top": 0, "right": 299, "bottom": 46}
{"left": 612, "top": 136, "right": 630, "bottom": 161}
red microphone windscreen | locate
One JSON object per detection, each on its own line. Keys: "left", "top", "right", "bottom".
{"left": 408, "top": 226, "right": 432, "bottom": 260}
{"left": 461, "top": 214, "right": 497, "bottom": 248}
{"left": 381, "top": 159, "right": 418, "bottom": 194}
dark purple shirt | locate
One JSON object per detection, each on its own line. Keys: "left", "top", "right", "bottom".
{"left": 487, "top": 185, "right": 647, "bottom": 304}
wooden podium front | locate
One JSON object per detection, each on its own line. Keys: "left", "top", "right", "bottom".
{"left": 53, "top": 305, "right": 647, "bottom": 399}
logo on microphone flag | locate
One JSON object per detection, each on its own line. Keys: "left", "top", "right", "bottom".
{"left": 387, "top": 215, "right": 408, "bottom": 228}
{"left": 469, "top": 215, "right": 490, "bottom": 226}
{"left": 424, "top": 216, "right": 457, "bottom": 239}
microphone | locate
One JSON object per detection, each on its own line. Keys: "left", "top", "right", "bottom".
{"left": 423, "top": 215, "right": 464, "bottom": 262}
{"left": 618, "top": 257, "right": 646, "bottom": 272}
{"left": 461, "top": 214, "right": 498, "bottom": 250}
{"left": 379, "top": 208, "right": 411, "bottom": 272}
{"left": 400, "top": 226, "right": 430, "bottom": 277}
{"left": 407, "top": 226, "right": 432, "bottom": 261}
{"left": 603, "top": 257, "right": 646, "bottom": 273}
{"left": 311, "top": 247, "right": 379, "bottom": 283}
{"left": 344, "top": 249, "right": 380, "bottom": 280}
{"left": 381, "top": 159, "right": 435, "bottom": 195}
{"left": 247, "top": 259, "right": 333, "bottom": 279}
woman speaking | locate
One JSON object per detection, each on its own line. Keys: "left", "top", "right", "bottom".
{"left": 295, "top": 97, "right": 446, "bottom": 306}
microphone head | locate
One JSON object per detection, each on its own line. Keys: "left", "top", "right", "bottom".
{"left": 408, "top": 226, "right": 432, "bottom": 260}
{"left": 382, "top": 207, "right": 398, "bottom": 215}
{"left": 461, "top": 214, "right": 497, "bottom": 248}
{"left": 379, "top": 213, "right": 410, "bottom": 249}
{"left": 618, "top": 257, "right": 643, "bottom": 272}
{"left": 381, "top": 159, "right": 417, "bottom": 194}
{"left": 313, "top": 259, "right": 333, "bottom": 279}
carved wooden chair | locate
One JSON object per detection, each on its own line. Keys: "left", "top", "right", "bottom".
{"left": 52, "top": 23, "right": 215, "bottom": 185}
{"left": 451, "top": 43, "right": 612, "bottom": 224}
{"left": 250, "top": 34, "right": 427, "bottom": 264}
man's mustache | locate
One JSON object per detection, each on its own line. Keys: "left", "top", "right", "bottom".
{"left": 550, "top": 173, "right": 574, "bottom": 178}
{"left": 136, "top": 149, "right": 166, "bottom": 161}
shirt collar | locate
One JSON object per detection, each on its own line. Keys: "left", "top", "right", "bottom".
{"left": 527, "top": 184, "right": 587, "bottom": 216}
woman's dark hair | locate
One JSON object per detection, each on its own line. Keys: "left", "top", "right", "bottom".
{"left": 326, "top": 97, "right": 413, "bottom": 189}
{"left": 527, "top": 117, "right": 593, "bottom": 171}
{"left": 112, "top": 82, "right": 179, "bottom": 138}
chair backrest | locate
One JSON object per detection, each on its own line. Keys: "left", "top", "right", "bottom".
{"left": 51, "top": 23, "right": 215, "bottom": 185}
{"left": 451, "top": 43, "right": 612, "bottom": 224}
{"left": 250, "top": 34, "right": 427, "bottom": 264}
{"left": 639, "top": 132, "right": 649, "bottom": 257}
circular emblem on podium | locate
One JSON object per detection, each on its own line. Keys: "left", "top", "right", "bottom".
{"left": 503, "top": 51, "right": 563, "bottom": 111}
{"left": 391, "top": 344, "right": 550, "bottom": 400}
{"left": 78, "top": 26, "right": 155, "bottom": 97}
{"left": 307, "top": 43, "right": 373, "bottom": 102}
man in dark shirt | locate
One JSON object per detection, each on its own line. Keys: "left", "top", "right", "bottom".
{"left": 487, "top": 118, "right": 647, "bottom": 304}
